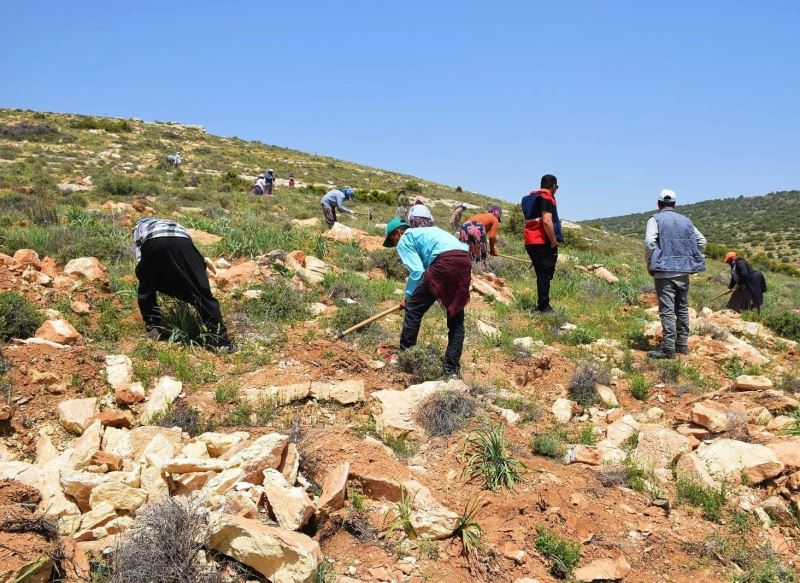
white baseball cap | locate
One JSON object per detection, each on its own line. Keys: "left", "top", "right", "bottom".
{"left": 658, "top": 189, "right": 677, "bottom": 202}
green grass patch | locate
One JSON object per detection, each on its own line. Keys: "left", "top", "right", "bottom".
{"left": 535, "top": 525, "right": 580, "bottom": 579}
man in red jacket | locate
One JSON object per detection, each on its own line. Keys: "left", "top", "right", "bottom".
{"left": 521, "top": 174, "right": 564, "bottom": 313}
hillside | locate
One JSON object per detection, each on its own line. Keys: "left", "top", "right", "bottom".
{"left": 583, "top": 191, "right": 800, "bottom": 274}
{"left": 1, "top": 109, "right": 800, "bottom": 582}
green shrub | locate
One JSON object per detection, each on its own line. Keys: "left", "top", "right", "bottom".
{"left": 535, "top": 526, "right": 580, "bottom": 579}
{"left": 531, "top": 433, "right": 567, "bottom": 459}
{"left": 71, "top": 116, "right": 131, "bottom": 132}
{"left": 96, "top": 174, "right": 161, "bottom": 197}
{"left": 676, "top": 478, "right": 728, "bottom": 523}
{"left": 152, "top": 402, "right": 214, "bottom": 437}
{"left": 366, "top": 249, "right": 407, "bottom": 280}
{"left": 761, "top": 309, "right": 800, "bottom": 342}
{"left": 629, "top": 373, "right": 649, "bottom": 401}
{"left": 397, "top": 343, "right": 444, "bottom": 383}
{"left": 331, "top": 303, "right": 372, "bottom": 334}
{"left": 244, "top": 278, "right": 309, "bottom": 323}
{"left": 566, "top": 327, "right": 598, "bottom": 345}
{"left": 0, "top": 292, "right": 42, "bottom": 341}
{"left": 155, "top": 300, "right": 213, "bottom": 347}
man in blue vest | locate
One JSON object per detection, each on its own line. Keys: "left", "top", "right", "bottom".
{"left": 644, "top": 189, "right": 707, "bottom": 359}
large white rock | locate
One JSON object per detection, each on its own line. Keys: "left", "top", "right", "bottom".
{"left": 262, "top": 469, "right": 315, "bottom": 530}
{"left": 598, "top": 415, "right": 640, "bottom": 448}
{"left": 633, "top": 424, "right": 692, "bottom": 469}
{"left": 89, "top": 481, "right": 147, "bottom": 512}
{"left": 102, "top": 426, "right": 133, "bottom": 459}
{"left": 64, "top": 257, "right": 107, "bottom": 281}
{"left": 696, "top": 439, "right": 784, "bottom": 485}
{"left": 58, "top": 398, "right": 97, "bottom": 435}
{"left": 691, "top": 401, "right": 729, "bottom": 433}
{"left": 105, "top": 355, "right": 133, "bottom": 390}
{"left": 192, "top": 431, "right": 249, "bottom": 457}
{"left": 226, "top": 433, "right": 288, "bottom": 483}
{"left": 733, "top": 375, "right": 773, "bottom": 391}
{"left": 141, "top": 376, "right": 183, "bottom": 424}
{"left": 551, "top": 398, "right": 574, "bottom": 424}
{"left": 160, "top": 458, "right": 227, "bottom": 474}
{"left": 675, "top": 452, "right": 717, "bottom": 488}
{"left": 317, "top": 462, "right": 349, "bottom": 516}
{"left": 207, "top": 513, "right": 322, "bottom": 583}
{"left": 371, "top": 379, "right": 469, "bottom": 440}
{"left": 595, "top": 384, "right": 619, "bottom": 408}
{"left": 310, "top": 380, "right": 365, "bottom": 405}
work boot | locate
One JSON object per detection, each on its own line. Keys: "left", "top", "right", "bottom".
{"left": 676, "top": 346, "right": 689, "bottom": 355}
{"left": 538, "top": 306, "right": 556, "bottom": 314}
{"left": 215, "top": 340, "right": 239, "bottom": 354}
{"left": 647, "top": 348, "right": 675, "bottom": 359}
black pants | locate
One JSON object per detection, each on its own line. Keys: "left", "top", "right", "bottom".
{"left": 525, "top": 244, "right": 558, "bottom": 310}
{"left": 136, "top": 237, "right": 229, "bottom": 343}
{"left": 399, "top": 278, "right": 465, "bottom": 375}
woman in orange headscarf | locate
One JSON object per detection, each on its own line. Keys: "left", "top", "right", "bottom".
{"left": 724, "top": 252, "right": 766, "bottom": 313}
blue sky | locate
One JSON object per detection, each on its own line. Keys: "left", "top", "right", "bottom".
{"left": 1, "top": 1, "right": 798, "bottom": 220}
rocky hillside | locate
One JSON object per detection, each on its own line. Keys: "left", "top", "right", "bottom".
{"left": 1, "top": 109, "right": 800, "bottom": 582}
{"left": 584, "top": 191, "right": 800, "bottom": 275}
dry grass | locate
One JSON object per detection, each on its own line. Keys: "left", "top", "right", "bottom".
{"left": 415, "top": 389, "right": 478, "bottom": 437}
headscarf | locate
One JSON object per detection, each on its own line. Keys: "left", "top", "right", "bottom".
{"left": 724, "top": 252, "right": 737, "bottom": 264}
{"left": 488, "top": 205, "right": 503, "bottom": 222}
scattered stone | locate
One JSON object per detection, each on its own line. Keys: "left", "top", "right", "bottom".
{"left": 634, "top": 424, "right": 692, "bottom": 469}
{"left": 477, "top": 320, "right": 500, "bottom": 338}
{"left": 225, "top": 433, "right": 288, "bottom": 483}
{"left": 675, "top": 453, "right": 717, "bottom": 488}
{"left": 193, "top": 432, "right": 249, "bottom": 458}
{"left": 64, "top": 257, "right": 107, "bottom": 281}
{"left": 116, "top": 382, "right": 145, "bottom": 405}
{"left": 566, "top": 445, "right": 603, "bottom": 466}
{"left": 586, "top": 265, "right": 620, "bottom": 284}
{"left": 766, "top": 440, "right": 800, "bottom": 472}
{"left": 761, "top": 496, "right": 796, "bottom": 527}
{"left": 310, "top": 380, "right": 364, "bottom": 404}
{"left": 317, "top": 462, "right": 349, "bottom": 516}
{"left": 596, "top": 384, "right": 619, "bottom": 408}
{"left": 600, "top": 415, "right": 641, "bottom": 448}
{"left": 552, "top": 397, "right": 574, "bottom": 424}
{"left": 186, "top": 228, "right": 222, "bottom": 245}
{"left": 207, "top": 513, "right": 322, "bottom": 582}
{"left": 35, "top": 319, "right": 82, "bottom": 345}
{"left": 696, "top": 439, "right": 784, "bottom": 485}
{"left": 89, "top": 481, "right": 148, "bottom": 512}
{"left": 262, "top": 469, "right": 315, "bottom": 530}
{"left": 733, "top": 375, "right": 773, "bottom": 391}
{"left": 471, "top": 273, "right": 515, "bottom": 304}
{"left": 141, "top": 376, "right": 182, "bottom": 423}
{"left": 70, "top": 301, "right": 91, "bottom": 315}
{"left": 691, "top": 401, "right": 729, "bottom": 433}
{"left": 105, "top": 355, "right": 133, "bottom": 390}
{"left": 575, "top": 554, "right": 631, "bottom": 581}
{"left": 58, "top": 398, "right": 97, "bottom": 435}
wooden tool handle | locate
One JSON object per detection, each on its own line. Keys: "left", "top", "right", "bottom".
{"left": 334, "top": 304, "right": 404, "bottom": 339}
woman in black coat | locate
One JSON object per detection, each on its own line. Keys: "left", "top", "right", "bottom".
{"left": 724, "top": 252, "right": 766, "bottom": 313}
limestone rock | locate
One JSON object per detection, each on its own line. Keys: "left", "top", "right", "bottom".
{"left": 115, "top": 382, "right": 145, "bottom": 405}
{"left": 696, "top": 439, "right": 783, "bottom": 485}
{"left": 35, "top": 319, "right": 81, "bottom": 345}
{"left": 675, "top": 453, "right": 717, "bottom": 488}
{"left": 317, "top": 462, "right": 349, "bottom": 516}
{"left": 595, "top": 384, "right": 619, "bottom": 408}
{"left": 102, "top": 426, "right": 133, "bottom": 459}
{"left": 761, "top": 496, "right": 796, "bottom": 527}
{"left": 262, "top": 469, "right": 315, "bottom": 530}
{"left": 566, "top": 445, "right": 602, "bottom": 466}
{"left": 691, "top": 401, "right": 729, "bottom": 433}
{"left": 105, "top": 354, "right": 133, "bottom": 390}
{"left": 471, "top": 273, "right": 515, "bottom": 305}
{"left": 11, "top": 248, "right": 41, "bottom": 271}
{"left": 70, "top": 420, "right": 103, "bottom": 467}
{"left": 89, "top": 481, "right": 147, "bottom": 512}
{"left": 634, "top": 424, "right": 692, "bottom": 469}
{"left": 477, "top": 320, "right": 500, "bottom": 338}
{"left": 551, "top": 397, "right": 574, "bottom": 424}
{"left": 58, "top": 398, "right": 97, "bottom": 435}
{"left": 186, "top": 228, "right": 222, "bottom": 245}
{"left": 310, "top": 380, "right": 364, "bottom": 405}
{"left": 733, "top": 375, "right": 773, "bottom": 391}
{"left": 64, "top": 257, "right": 107, "bottom": 281}
{"left": 204, "top": 467, "right": 247, "bottom": 498}
{"left": 207, "top": 513, "right": 322, "bottom": 583}
{"left": 141, "top": 376, "right": 182, "bottom": 423}
{"left": 371, "top": 379, "right": 468, "bottom": 441}
{"left": 192, "top": 431, "right": 249, "bottom": 458}
{"left": 575, "top": 554, "right": 631, "bottom": 581}
{"left": 599, "top": 415, "right": 640, "bottom": 448}
{"left": 321, "top": 222, "right": 365, "bottom": 243}
{"left": 226, "top": 433, "right": 288, "bottom": 483}
{"left": 160, "top": 457, "right": 227, "bottom": 474}
{"left": 70, "top": 301, "right": 91, "bottom": 315}
{"left": 766, "top": 440, "right": 800, "bottom": 472}
{"left": 401, "top": 480, "right": 459, "bottom": 540}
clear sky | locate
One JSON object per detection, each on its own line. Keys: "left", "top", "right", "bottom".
{"left": 1, "top": 1, "right": 798, "bottom": 220}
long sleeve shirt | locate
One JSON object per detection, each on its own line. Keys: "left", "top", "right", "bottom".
{"left": 396, "top": 227, "right": 468, "bottom": 298}
{"left": 320, "top": 189, "right": 352, "bottom": 213}
{"left": 644, "top": 216, "right": 706, "bottom": 278}
{"left": 132, "top": 218, "right": 190, "bottom": 263}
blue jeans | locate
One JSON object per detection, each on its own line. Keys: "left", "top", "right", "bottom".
{"left": 655, "top": 275, "right": 690, "bottom": 352}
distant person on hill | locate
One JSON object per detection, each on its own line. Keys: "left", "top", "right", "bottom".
{"left": 252, "top": 176, "right": 267, "bottom": 196}
{"left": 320, "top": 187, "right": 355, "bottom": 228}
{"left": 644, "top": 189, "right": 707, "bottom": 359}
{"left": 724, "top": 252, "right": 767, "bottom": 313}
{"left": 263, "top": 169, "right": 275, "bottom": 195}
{"left": 407, "top": 199, "right": 434, "bottom": 227}
{"left": 166, "top": 152, "right": 182, "bottom": 169}
{"left": 395, "top": 191, "right": 410, "bottom": 219}
{"left": 450, "top": 202, "right": 467, "bottom": 232}
{"left": 288, "top": 172, "right": 295, "bottom": 188}
{"left": 383, "top": 218, "right": 472, "bottom": 377}
{"left": 460, "top": 205, "right": 502, "bottom": 263}
{"left": 522, "top": 174, "right": 564, "bottom": 313}
{"left": 132, "top": 217, "right": 236, "bottom": 353}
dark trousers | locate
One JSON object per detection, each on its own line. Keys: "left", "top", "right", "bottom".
{"left": 399, "top": 278, "right": 465, "bottom": 375}
{"left": 525, "top": 244, "right": 558, "bottom": 310}
{"left": 322, "top": 204, "right": 337, "bottom": 229}
{"left": 136, "top": 237, "right": 229, "bottom": 343}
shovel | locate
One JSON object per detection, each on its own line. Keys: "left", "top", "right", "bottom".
{"left": 351, "top": 208, "right": 374, "bottom": 221}
{"left": 497, "top": 253, "right": 531, "bottom": 265}
{"left": 334, "top": 304, "right": 403, "bottom": 340}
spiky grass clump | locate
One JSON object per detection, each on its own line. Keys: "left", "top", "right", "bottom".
{"left": 675, "top": 477, "right": 728, "bottom": 523}
{"left": 464, "top": 421, "right": 526, "bottom": 491}
{"left": 415, "top": 389, "right": 478, "bottom": 437}
{"left": 454, "top": 497, "right": 484, "bottom": 558}
{"left": 384, "top": 485, "right": 417, "bottom": 540}
{"left": 155, "top": 299, "right": 213, "bottom": 347}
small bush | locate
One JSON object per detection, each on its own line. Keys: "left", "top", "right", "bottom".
{"left": 111, "top": 496, "right": 222, "bottom": 583}
{"left": 732, "top": 555, "right": 798, "bottom": 583}
{"left": 629, "top": 373, "right": 649, "bottom": 401}
{"left": 71, "top": 116, "right": 131, "bottom": 132}
{"left": 0, "top": 292, "right": 42, "bottom": 341}
{"left": 676, "top": 477, "right": 728, "bottom": 523}
{"left": 568, "top": 363, "right": 609, "bottom": 406}
{"left": 244, "top": 278, "right": 309, "bottom": 323}
{"left": 415, "top": 389, "right": 477, "bottom": 437}
{"left": 761, "top": 309, "right": 800, "bottom": 342}
{"left": 96, "top": 174, "right": 161, "bottom": 197}
{"left": 532, "top": 432, "right": 567, "bottom": 459}
{"left": 366, "top": 249, "right": 407, "bottom": 280}
{"left": 657, "top": 359, "right": 683, "bottom": 384}
{"left": 493, "top": 396, "right": 540, "bottom": 423}
{"left": 398, "top": 343, "right": 444, "bottom": 383}
{"left": 464, "top": 422, "right": 526, "bottom": 490}
{"left": 152, "top": 402, "right": 213, "bottom": 437}
{"left": 535, "top": 526, "right": 580, "bottom": 579}
{"left": 566, "top": 327, "right": 598, "bottom": 345}
{"left": 331, "top": 303, "right": 372, "bottom": 333}
{"left": 0, "top": 122, "right": 61, "bottom": 141}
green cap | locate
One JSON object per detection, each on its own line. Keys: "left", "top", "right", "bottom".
{"left": 383, "top": 217, "right": 410, "bottom": 247}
